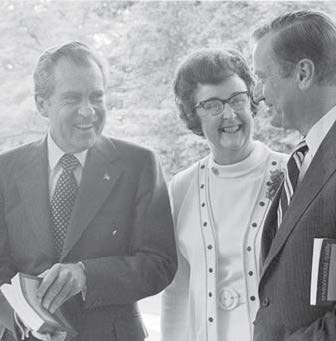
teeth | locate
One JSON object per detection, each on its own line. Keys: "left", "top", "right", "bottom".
{"left": 221, "top": 125, "right": 240, "bottom": 133}
{"left": 77, "top": 123, "right": 93, "bottom": 129}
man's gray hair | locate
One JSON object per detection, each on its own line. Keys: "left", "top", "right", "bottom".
{"left": 33, "top": 41, "right": 109, "bottom": 99}
{"left": 252, "top": 10, "right": 336, "bottom": 85}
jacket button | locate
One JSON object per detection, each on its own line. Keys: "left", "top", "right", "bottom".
{"left": 262, "top": 298, "right": 270, "bottom": 307}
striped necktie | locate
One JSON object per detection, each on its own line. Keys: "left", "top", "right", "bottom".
{"left": 277, "top": 140, "right": 308, "bottom": 228}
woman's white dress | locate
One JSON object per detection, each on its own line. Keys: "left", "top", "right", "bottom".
{"left": 161, "top": 141, "right": 287, "bottom": 341}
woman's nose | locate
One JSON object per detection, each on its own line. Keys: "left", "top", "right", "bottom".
{"left": 221, "top": 105, "right": 235, "bottom": 119}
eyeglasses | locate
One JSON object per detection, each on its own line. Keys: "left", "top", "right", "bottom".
{"left": 194, "top": 91, "right": 250, "bottom": 116}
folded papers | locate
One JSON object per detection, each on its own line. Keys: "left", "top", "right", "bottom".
{"left": 310, "top": 238, "right": 336, "bottom": 305}
{"left": 0, "top": 273, "right": 76, "bottom": 335}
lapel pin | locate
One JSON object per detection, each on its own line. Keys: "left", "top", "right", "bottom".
{"left": 103, "top": 172, "right": 110, "bottom": 181}
{"left": 112, "top": 230, "right": 117, "bottom": 236}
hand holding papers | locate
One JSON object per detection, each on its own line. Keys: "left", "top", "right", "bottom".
{"left": 0, "top": 273, "right": 76, "bottom": 337}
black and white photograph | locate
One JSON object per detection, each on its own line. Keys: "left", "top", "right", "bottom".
{"left": 0, "top": 1, "right": 336, "bottom": 341}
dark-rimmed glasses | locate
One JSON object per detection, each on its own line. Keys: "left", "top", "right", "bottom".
{"left": 194, "top": 91, "right": 249, "bottom": 116}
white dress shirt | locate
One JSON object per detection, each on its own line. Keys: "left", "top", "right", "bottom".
{"left": 47, "top": 133, "right": 88, "bottom": 198}
{"left": 299, "top": 105, "right": 336, "bottom": 181}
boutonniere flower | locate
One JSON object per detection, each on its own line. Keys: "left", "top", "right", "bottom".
{"left": 266, "top": 168, "right": 285, "bottom": 200}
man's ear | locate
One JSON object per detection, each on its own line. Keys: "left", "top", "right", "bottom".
{"left": 35, "top": 94, "right": 49, "bottom": 118}
{"left": 295, "top": 59, "right": 315, "bottom": 90}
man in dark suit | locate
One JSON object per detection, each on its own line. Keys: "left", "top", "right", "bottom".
{"left": 0, "top": 41, "right": 177, "bottom": 341}
{"left": 251, "top": 10, "right": 336, "bottom": 341}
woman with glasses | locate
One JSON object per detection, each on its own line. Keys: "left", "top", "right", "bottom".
{"left": 161, "top": 48, "right": 287, "bottom": 341}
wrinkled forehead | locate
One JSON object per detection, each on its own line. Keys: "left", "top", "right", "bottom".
{"left": 51, "top": 57, "right": 105, "bottom": 95}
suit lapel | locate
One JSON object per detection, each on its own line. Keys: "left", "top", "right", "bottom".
{"left": 15, "top": 138, "right": 55, "bottom": 258}
{"left": 61, "top": 137, "right": 123, "bottom": 259}
{"left": 261, "top": 123, "right": 336, "bottom": 281}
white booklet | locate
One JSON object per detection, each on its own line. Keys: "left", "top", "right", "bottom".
{"left": 0, "top": 273, "right": 76, "bottom": 335}
{"left": 310, "top": 238, "right": 336, "bottom": 305}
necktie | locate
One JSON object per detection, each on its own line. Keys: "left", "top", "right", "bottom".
{"left": 277, "top": 140, "right": 308, "bottom": 228}
{"left": 51, "top": 154, "right": 80, "bottom": 259}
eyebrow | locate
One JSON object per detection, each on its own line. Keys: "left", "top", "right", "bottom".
{"left": 198, "top": 90, "right": 248, "bottom": 103}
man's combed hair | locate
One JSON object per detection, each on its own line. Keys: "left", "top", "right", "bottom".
{"left": 173, "top": 48, "right": 256, "bottom": 136}
{"left": 34, "top": 41, "right": 109, "bottom": 99}
{"left": 252, "top": 10, "right": 336, "bottom": 85}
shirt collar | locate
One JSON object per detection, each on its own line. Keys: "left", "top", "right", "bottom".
{"left": 47, "top": 133, "right": 88, "bottom": 171}
{"left": 305, "top": 104, "right": 336, "bottom": 159}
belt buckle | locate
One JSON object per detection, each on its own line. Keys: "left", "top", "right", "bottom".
{"left": 218, "top": 287, "right": 240, "bottom": 310}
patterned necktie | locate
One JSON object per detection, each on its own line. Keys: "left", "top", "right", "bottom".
{"left": 277, "top": 140, "right": 308, "bottom": 228}
{"left": 51, "top": 154, "right": 80, "bottom": 259}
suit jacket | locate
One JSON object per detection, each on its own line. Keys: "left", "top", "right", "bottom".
{"left": 0, "top": 135, "right": 177, "bottom": 341}
{"left": 254, "top": 122, "right": 336, "bottom": 341}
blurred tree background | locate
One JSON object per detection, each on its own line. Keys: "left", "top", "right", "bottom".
{"left": 0, "top": 0, "right": 335, "bottom": 179}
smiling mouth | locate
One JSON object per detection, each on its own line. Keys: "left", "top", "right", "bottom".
{"left": 75, "top": 123, "right": 95, "bottom": 130}
{"left": 219, "top": 125, "right": 240, "bottom": 133}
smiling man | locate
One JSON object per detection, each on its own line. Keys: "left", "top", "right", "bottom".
{"left": 252, "top": 10, "right": 336, "bottom": 341}
{"left": 0, "top": 41, "right": 177, "bottom": 341}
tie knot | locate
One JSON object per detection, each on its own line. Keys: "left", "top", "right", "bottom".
{"left": 293, "top": 140, "right": 308, "bottom": 160}
{"left": 59, "top": 154, "right": 80, "bottom": 172}
{"left": 294, "top": 139, "right": 308, "bottom": 153}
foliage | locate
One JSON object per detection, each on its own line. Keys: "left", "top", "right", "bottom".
{"left": 0, "top": 0, "right": 335, "bottom": 179}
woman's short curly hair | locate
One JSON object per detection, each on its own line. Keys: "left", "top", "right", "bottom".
{"left": 173, "top": 48, "right": 257, "bottom": 136}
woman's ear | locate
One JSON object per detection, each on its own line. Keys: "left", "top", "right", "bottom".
{"left": 295, "top": 58, "right": 315, "bottom": 90}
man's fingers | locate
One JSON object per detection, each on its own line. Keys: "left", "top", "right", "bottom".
{"left": 37, "top": 264, "right": 61, "bottom": 301}
{"left": 39, "top": 269, "right": 50, "bottom": 278}
{"left": 41, "top": 271, "right": 71, "bottom": 311}
{"left": 48, "top": 280, "right": 73, "bottom": 313}
{"left": 36, "top": 262, "right": 86, "bottom": 311}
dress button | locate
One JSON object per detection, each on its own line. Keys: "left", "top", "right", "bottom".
{"left": 211, "top": 167, "right": 219, "bottom": 176}
{"left": 209, "top": 268, "right": 213, "bottom": 273}
{"left": 262, "top": 298, "right": 270, "bottom": 307}
{"left": 200, "top": 184, "right": 205, "bottom": 189}
{"left": 207, "top": 244, "right": 213, "bottom": 250}
{"left": 203, "top": 222, "right": 207, "bottom": 227}
{"left": 250, "top": 296, "right": 256, "bottom": 301}
{"left": 201, "top": 164, "right": 205, "bottom": 169}
{"left": 248, "top": 271, "right": 253, "bottom": 276}
{"left": 247, "top": 246, "right": 252, "bottom": 251}
{"left": 208, "top": 317, "right": 214, "bottom": 322}
{"left": 259, "top": 201, "right": 265, "bottom": 206}
{"left": 251, "top": 222, "right": 257, "bottom": 228}
{"left": 272, "top": 161, "right": 277, "bottom": 166}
